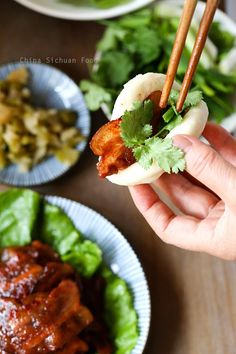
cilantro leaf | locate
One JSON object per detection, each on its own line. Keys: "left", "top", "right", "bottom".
{"left": 120, "top": 100, "right": 153, "bottom": 148}
{"left": 119, "top": 88, "right": 202, "bottom": 174}
{"left": 93, "top": 51, "right": 134, "bottom": 87}
{"left": 80, "top": 80, "right": 112, "bottom": 111}
{"left": 119, "top": 98, "right": 186, "bottom": 173}
{"left": 133, "top": 137, "right": 185, "bottom": 173}
{"left": 183, "top": 90, "right": 203, "bottom": 109}
{"left": 169, "top": 89, "right": 203, "bottom": 111}
{"left": 133, "top": 144, "right": 151, "bottom": 170}
{"left": 125, "top": 27, "right": 161, "bottom": 66}
{"left": 97, "top": 25, "right": 126, "bottom": 52}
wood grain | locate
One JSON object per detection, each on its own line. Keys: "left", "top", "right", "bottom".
{"left": 1, "top": 1, "right": 236, "bottom": 354}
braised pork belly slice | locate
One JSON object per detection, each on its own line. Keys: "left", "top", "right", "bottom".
{"left": 90, "top": 91, "right": 163, "bottom": 178}
{"left": 0, "top": 241, "right": 112, "bottom": 354}
{"left": 90, "top": 118, "right": 135, "bottom": 178}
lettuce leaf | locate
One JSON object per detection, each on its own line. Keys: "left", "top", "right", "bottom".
{"left": 40, "top": 202, "right": 102, "bottom": 278}
{"left": 101, "top": 266, "right": 139, "bottom": 354}
{"left": 0, "top": 188, "right": 40, "bottom": 247}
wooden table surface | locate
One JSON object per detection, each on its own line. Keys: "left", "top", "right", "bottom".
{"left": 1, "top": 1, "right": 235, "bottom": 354}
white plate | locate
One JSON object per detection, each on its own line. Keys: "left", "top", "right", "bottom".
{"left": 14, "top": 0, "right": 154, "bottom": 20}
{"left": 45, "top": 195, "right": 151, "bottom": 354}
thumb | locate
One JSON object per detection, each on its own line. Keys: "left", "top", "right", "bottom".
{"left": 173, "top": 134, "right": 236, "bottom": 209}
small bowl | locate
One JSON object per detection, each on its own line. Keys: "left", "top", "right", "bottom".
{"left": 0, "top": 62, "right": 91, "bottom": 186}
{"left": 46, "top": 195, "right": 151, "bottom": 354}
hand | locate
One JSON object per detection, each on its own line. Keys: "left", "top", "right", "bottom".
{"left": 129, "top": 122, "right": 236, "bottom": 260}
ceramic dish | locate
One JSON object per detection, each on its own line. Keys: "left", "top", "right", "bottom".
{"left": 0, "top": 62, "right": 91, "bottom": 186}
{"left": 45, "top": 195, "right": 151, "bottom": 354}
{"left": 14, "top": 0, "right": 154, "bottom": 21}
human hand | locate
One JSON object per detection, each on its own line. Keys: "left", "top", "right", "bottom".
{"left": 129, "top": 122, "right": 236, "bottom": 260}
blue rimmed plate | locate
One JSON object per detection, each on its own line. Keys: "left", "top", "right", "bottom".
{"left": 0, "top": 62, "right": 91, "bottom": 186}
{"left": 45, "top": 195, "right": 151, "bottom": 354}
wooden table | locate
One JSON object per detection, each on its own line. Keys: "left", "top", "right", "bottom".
{"left": 1, "top": 1, "right": 235, "bottom": 353}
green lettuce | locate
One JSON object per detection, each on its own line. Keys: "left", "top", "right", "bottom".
{"left": 40, "top": 202, "right": 102, "bottom": 277}
{"left": 102, "top": 266, "right": 139, "bottom": 354}
{"left": 0, "top": 189, "right": 40, "bottom": 247}
{"left": 0, "top": 188, "right": 139, "bottom": 354}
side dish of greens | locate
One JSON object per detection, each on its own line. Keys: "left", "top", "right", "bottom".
{"left": 59, "top": 0, "right": 128, "bottom": 9}
{"left": 81, "top": 4, "right": 236, "bottom": 122}
{"left": 0, "top": 188, "right": 138, "bottom": 354}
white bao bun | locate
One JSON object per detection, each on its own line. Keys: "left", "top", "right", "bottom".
{"left": 107, "top": 73, "right": 208, "bottom": 186}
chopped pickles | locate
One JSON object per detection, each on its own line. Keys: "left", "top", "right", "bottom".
{"left": 0, "top": 67, "right": 84, "bottom": 172}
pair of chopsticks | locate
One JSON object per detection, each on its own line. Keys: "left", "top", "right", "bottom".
{"left": 159, "top": 0, "right": 220, "bottom": 112}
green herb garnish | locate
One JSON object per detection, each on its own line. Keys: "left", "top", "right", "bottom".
{"left": 80, "top": 6, "right": 236, "bottom": 122}
{"left": 120, "top": 89, "right": 203, "bottom": 173}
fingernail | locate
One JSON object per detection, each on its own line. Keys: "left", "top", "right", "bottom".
{"left": 173, "top": 135, "right": 193, "bottom": 151}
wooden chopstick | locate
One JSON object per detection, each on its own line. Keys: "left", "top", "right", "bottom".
{"left": 159, "top": 0, "right": 219, "bottom": 112}
{"left": 159, "top": 0, "right": 197, "bottom": 109}
{"left": 176, "top": 0, "right": 219, "bottom": 112}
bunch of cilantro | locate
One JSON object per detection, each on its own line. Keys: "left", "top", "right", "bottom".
{"left": 119, "top": 90, "right": 202, "bottom": 174}
{"left": 80, "top": 6, "right": 236, "bottom": 123}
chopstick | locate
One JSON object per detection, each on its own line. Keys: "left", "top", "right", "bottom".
{"left": 176, "top": 0, "right": 219, "bottom": 111}
{"left": 159, "top": 0, "right": 197, "bottom": 109}
{"left": 159, "top": 0, "right": 219, "bottom": 112}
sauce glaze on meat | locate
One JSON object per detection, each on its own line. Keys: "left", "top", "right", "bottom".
{"left": 0, "top": 241, "right": 112, "bottom": 354}
{"left": 90, "top": 91, "right": 162, "bottom": 178}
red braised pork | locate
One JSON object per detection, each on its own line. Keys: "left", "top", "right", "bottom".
{"left": 0, "top": 241, "right": 112, "bottom": 354}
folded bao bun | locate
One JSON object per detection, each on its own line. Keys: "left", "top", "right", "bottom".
{"left": 106, "top": 73, "right": 208, "bottom": 186}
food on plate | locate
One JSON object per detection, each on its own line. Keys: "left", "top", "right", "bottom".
{"left": 0, "top": 189, "right": 138, "bottom": 354}
{"left": 90, "top": 73, "right": 208, "bottom": 186}
{"left": 0, "top": 241, "right": 112, "bottom": 353}
{"left": 59, "top": 0, "right": 127, "bottom": 9}
{"left": 81, "top": 5, "right": 236, "bottom": 122}
{"left": 0, "top": 67, "right": 84, "bottom": 172}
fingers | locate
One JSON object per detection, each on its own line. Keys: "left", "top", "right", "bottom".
{"left": 129, "top": 184, "right": 208, "bottom": 252}
{"left": 203, "top": 122, "right": 236, "bottom": 167}
{"left": 173, "top": 135, "right": 236, "bottom": 210}
{"left": 154, "top": 172, "right": 219, "bottom": 219}
{"left": 129, "top": 184, "right": 175, "bottom": 234}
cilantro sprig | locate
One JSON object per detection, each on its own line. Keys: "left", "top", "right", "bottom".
{"left": 120, "top": 90, "right": 202, "bottom": 173}
{"left": 120, "top": 100, "right": 153, "bottom": 147}
{"left": 133, "top": 136, "right": 185, "bottom": 172}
